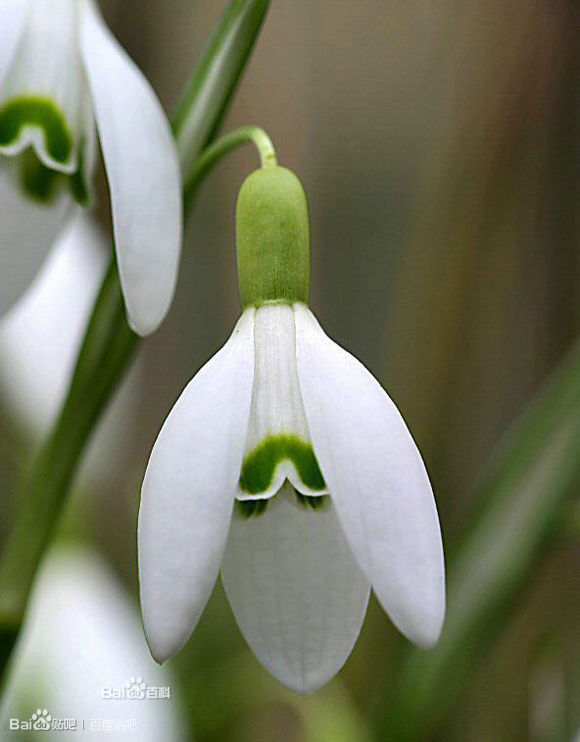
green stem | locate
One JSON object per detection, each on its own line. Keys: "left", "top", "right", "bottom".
{"left": 172, "top": 0, "right": 271, "bottom": 175}
{"left": 0, "top": 265, "right": 137, "bottom": 627}
{"left": 184, "top": 125, "right": 277, "bottom": 206}
{"left": 0, "top": 0, "right": 270, "bottom": 686}
{"left": 0, "top": 264, "right": 137, "bottom": 690}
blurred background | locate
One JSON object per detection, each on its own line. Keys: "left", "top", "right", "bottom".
{"left": 1, "top": 0, "right": 578, "bottom": 740}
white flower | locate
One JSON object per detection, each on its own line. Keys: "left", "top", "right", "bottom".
{"left": 0, "top": 0, "right": 182, "bottom": 335}
{"left": 0, "top": 213, "right": 142, "bottom": 485}
{"left": 1, "top": 546, "right": 185, "bottom": 740}
{"left": 0, "top": 214, "right": 106, "bottom": 433}
{"left": 138, "top": 301, "right": 445, "bottom": 694}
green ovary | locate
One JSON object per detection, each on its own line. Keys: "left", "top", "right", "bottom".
{"left": 0, "top": 96, "right": 74, "bottom": 164}
{"left": 239, "top": 434, "right": 326, "bottom": 495}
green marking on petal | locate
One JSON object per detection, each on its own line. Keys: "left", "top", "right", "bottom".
{"left": 19, "top": 149, "right": 60, "bottom": 203}
{"left": 0, "top": 96, "right": 74, "bottom": 164}
{"left": 239, "top": 434, "right": 326, "bottom": 495}
{"left": 17, "top": 137, "right": 90, "bottom": 206}
{"left": 68, "top": 140, "right": 90, "bottom": 206}
{"left": 236, "top": 499, "right": 269, "bottom": 519}
{"left": 294, "top": 491, "right": 330, "bottom": 511}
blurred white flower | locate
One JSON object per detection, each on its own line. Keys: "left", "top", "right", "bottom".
{"left": 0, "top": 213, "right": 141, "bottom": 484}
{"left": 0, "top": 214, "right": 105, "bottom": 434}
{"left": 1, "top": 546, "right": 186, "bottom": 740}
{"left": 0, "top": 0, "right": 182, "bottom": 335}
{"left": 138, "top": 301, "right": 445, "bottom": 693}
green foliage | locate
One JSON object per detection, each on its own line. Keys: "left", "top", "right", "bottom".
{"left": 380, "top": 340, "right": 580, "bottom": 740}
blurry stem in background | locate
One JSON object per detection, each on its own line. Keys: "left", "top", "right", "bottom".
{"left": 172, "top": 0, "right": 271, "bottom": 175}
{"left": 0, "top": 0, "right": 271, "bottom": 688}
{"left": 380, "top": 339, "right": 580, "bottom": 741}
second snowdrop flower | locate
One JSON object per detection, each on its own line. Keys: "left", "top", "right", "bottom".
{"left": 0, "top": 0, "right": 182, "bottom": 335}
{"left": 139, "top": 163, "right": 445, "bottom": 693}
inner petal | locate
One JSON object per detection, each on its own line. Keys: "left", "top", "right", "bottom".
{"left": 237, "top": 303, "right": 328, "bottom": 500}
{"left": 0, "top": 0, "right": 86, "bottom": 175}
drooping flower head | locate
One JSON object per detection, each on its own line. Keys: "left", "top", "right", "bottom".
{"left": 138, "top": 163, "right": 445, "bottom": 693}
{"left": 0, "top": 0, "right": 182, "bottom": 335}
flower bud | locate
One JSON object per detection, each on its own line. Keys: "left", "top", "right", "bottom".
{"left": 236, "top": 166, "right": 310, "bottom": 307}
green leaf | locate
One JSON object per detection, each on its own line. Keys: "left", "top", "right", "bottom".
{"left": 381, "top": 340, "right": 580, "bottom": 740}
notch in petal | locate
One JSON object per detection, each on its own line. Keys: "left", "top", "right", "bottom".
{"left": 222, "top": 485, "right": 370, "bottom": 694}
{"left": 138, "top": 310, "right": 255, "bottom": 663}
{"left": 295, "top": 304, "right": 445, "bottom": 649}
{"left": 79, "top": 0, "right": 183, "bottom": 336}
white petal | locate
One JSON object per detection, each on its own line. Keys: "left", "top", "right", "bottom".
{"left": 222, "top": 485, "right": 370, "bottom": 694}
{"left": 79, "top": 0, "right": 182, "bottom": 336}
{"left": 238, "top": 303, "right": 328, "bottom": 499}
{"left": 0, "top": 213, "right": 106, "bottom": 434}
{"left": 294, "top": 303, "right": 445, "bottom": 648}
{"left": 138, "top": 310, "right": 255, "bottom": 663}
{"left": 0, "top": 169, "right": 72, "bottom": 317}
{"left": 0, "top": 0, "right": 85, "bottom": 173}
{"left": 1, "top": 547, "right": 185, "bottom": 741}
{"left": 0, "top": 0, "right": 29, "bottom": 86}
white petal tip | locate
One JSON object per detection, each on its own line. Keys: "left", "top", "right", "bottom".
{"left": 396, "top": 599, "right": 446, "bottom": 651}
{"left": 143, "top": 624, "right": 185, "bottom": 666}
{"left": 410, "top": 624, "right": 443, "bottom": 651}
{"left": 150, "top": 652, "right": 166, "bottom": 667}
{"left": 265, "top": 661, "right": 340, "bottom": 696}
{"left": 126, "top": 296, "right": 171, "bottom": 336}
{"left": 128, "top": 312, "right": 161, "bottom": 338}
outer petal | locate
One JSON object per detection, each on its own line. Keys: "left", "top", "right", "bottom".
{"left": 0, "top": 0, "right": 28, "bottom": 86}
{"left": 138, "top": 309, "right": 255, "bottom": 663}
{"left": 0, "top": 169, "right": 72, "bottom": 317}
{"left": 222, "top": 486, "right": 370, "bottom": 694}
{"left": 294, "top": 303, "right": 445, "bottom": 648}
{"left": 79, "top": 0, "right": 182, "bottom": 336}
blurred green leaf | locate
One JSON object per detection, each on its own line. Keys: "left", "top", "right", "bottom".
{"left": 381, "top": 340, "right": 580, "bottom": 740}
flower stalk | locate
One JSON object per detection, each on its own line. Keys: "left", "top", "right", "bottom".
{"left": 0, "top": 0, "right": 271, "bottom": 686}
{"left": 183, "top": 125, "right": 277, "bottom": 208}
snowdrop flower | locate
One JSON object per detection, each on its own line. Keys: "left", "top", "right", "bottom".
{"left": 0, "top": 0, "right": 182, "bottom": 335}
{"left": 1, "top": 546, "right": 185, "bottom": 740}
{"left": 139, "top": 166, "right": 445, "bottom": 693}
